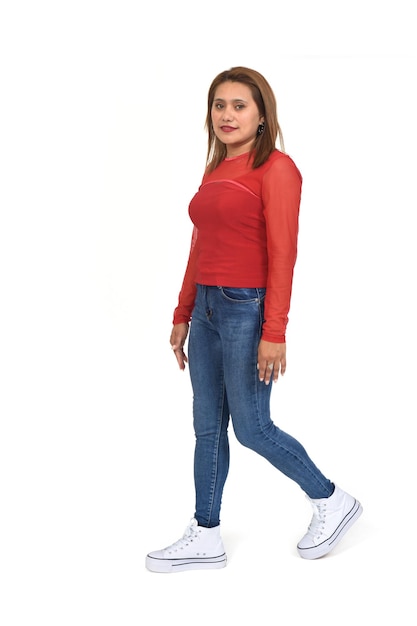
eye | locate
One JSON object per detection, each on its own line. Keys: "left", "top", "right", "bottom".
{"left": 214, "top": 103, "right": 224, "bottom": 110}
{"left": 235, "top": 104, "right": 245, "bottom": 110}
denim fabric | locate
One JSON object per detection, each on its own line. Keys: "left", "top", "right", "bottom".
{"left": 188, "top": 284, "right": 333, "bottom": 528}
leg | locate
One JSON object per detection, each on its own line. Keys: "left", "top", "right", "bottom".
{"left": 209, "top": 286, "right": 362, "bottom": 558}
{"left": 188, "top": 285, "right": 231, "bottom": 528}
{"left": 145, "top": 284, "right": 230, "bottom": 573}
{"left": 212, "top": 286, "right": 333, "bottom": 499}
{"left": 228, "top": 368, "right": 333, "bottom": 499}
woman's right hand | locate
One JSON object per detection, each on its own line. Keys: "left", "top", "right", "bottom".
{"left": 170, "top": 323, "right": 189, "bottom": 370}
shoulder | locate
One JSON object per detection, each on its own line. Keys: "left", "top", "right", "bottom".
{"left": 264, "top": 150, "right": 302, "bottom": 181}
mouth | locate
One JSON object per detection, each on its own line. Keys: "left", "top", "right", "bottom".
{"left": 220, "top": 126, "right": 237, "bottom": 133}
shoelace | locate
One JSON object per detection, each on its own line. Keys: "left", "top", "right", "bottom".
{"left": 307, "top": 500, "right": 327, "bottom": 539}
{"left": 164, "top": 519, "right": 200, "bottom": 553}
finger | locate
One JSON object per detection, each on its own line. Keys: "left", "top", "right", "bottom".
{"left": 264, "top": 362, "right": 274, "bottom": 385}
{"left": 257, "top": 362, "right": 266, "bottom": 382}
{"left": 258, "top": 362, "right": 274, "bottom": 384}
{"left": 272, "top": 359, "right": 285, "bottom": 382}
{"left": 174, "top": 350, "right": 185, "bottom": 370}
{"left": 172, "top": 346, "right": 187, "bottom": 370}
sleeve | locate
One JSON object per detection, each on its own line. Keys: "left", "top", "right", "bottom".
{"left": 172, "top": 226, "right": 199, "bottom": 325}
{"left": 261, "top": 155, "right": 302, "bottom": 343}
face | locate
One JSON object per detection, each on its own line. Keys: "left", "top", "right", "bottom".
{"left": 211, "top": 81, "right": 264, "bottom": 157}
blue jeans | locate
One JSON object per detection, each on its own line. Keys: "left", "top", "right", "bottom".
{"left": 188, "top": 284, "right": 333, "bottom": 528}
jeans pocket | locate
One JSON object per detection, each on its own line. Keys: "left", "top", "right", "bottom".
{"left": 218, "top": 286, "right": 266, "bottom": 303}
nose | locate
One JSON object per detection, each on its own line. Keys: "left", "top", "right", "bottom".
{"left": 221, "top": 105, "right": 234, "bottom": 122}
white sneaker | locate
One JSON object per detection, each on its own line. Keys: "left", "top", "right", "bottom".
{"left": 146, "top": 518, "right": 227, "bottom": 573}
{"left": 297, "top": 485, "right": 363, "bottom": 560}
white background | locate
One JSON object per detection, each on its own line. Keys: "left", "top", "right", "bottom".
{"left": 1, "top": 1, "right": 416, "bottom": 624}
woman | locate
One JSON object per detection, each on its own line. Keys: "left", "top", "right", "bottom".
{"left": 146, "top": 67, "right": 362, "bottom": 573}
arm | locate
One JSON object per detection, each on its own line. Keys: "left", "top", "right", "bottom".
{"left": 172, "top": 226, "right": 199, "bottom": 325}
{"left": 171, "top": 226, "right": 199, "bottom": 369}
{"left": 258, "top": 155, "right": 302, "bottom": 384}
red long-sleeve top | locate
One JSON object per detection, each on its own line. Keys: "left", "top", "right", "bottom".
{"left": 173, "top": 149, "right": 302, "bottom": 343}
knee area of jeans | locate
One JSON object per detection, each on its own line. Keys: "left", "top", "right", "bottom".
{"left": 232, "top": 430, "right": 259, "bottom": 450}
{"left": 233, "top": 418, "right": 277, "bottom": 447}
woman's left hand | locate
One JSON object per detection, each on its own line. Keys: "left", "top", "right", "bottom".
{"left": 257, "top": 339, "right": 286, "bottom": 385}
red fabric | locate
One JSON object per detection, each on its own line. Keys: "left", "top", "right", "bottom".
{"left": 173, "top": 149, "right": 302, "bottom": 343}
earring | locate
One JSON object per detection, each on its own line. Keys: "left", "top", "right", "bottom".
{"left": 257, "top": 122, "right": 265, "bottom": 136}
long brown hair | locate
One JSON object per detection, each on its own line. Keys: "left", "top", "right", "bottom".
{"left": 205, "top": 66, "right": 285, "bottom": 172}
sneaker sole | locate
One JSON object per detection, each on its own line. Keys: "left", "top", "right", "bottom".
{"left": 145, "top": 553, "right": 227, "bottom": 573}
{"left": 297, "top": 500, "right": 363, "bottom": 560}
